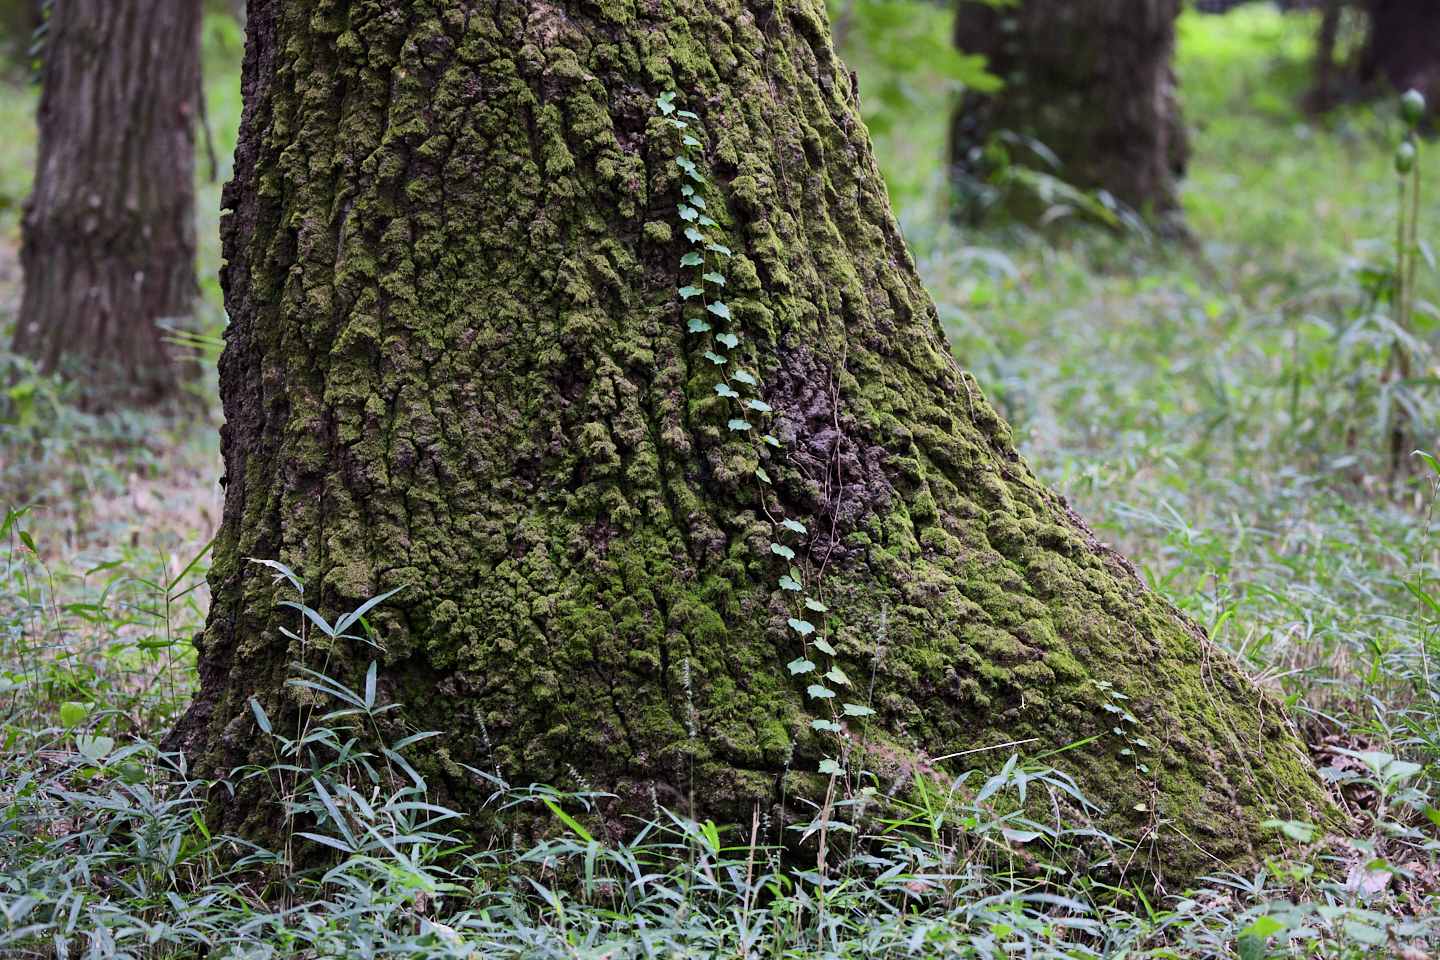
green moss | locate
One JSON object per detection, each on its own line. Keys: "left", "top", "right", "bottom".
{"left": 182, "top": 0, "right": 1339, "bottom": 887}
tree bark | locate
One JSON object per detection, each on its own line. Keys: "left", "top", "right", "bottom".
{"left": 950, "top": 0, "right": 1185, "bottom": 222}
{"left": 14, "top": 0, "right": 201, "bottom": 405}
{"left": 1360, "top": 0, "right": 1440, "bottom": 105}
{"left": 169, "top": 0, "right": 1333, "bottom": 886}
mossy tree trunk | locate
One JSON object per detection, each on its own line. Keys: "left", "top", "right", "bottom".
{"left": 171, "top": 0, "right": 1333, "bottom": 887}
{"left": 950, "top": 0, "right": 1185, "bottom": 223}
{"left": 13, "top": 0, "right": 201, "bottom": 404}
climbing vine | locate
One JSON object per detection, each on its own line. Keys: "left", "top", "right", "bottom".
{"left": 657, "top": 93, "right": 874, "bottom": 782}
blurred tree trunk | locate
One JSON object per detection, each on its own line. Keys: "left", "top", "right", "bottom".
{"left": 1360, "top": 0, "right": 1440, "bottom": 104}
{"left": 1311, "top": 0, "right": 1344, "bottom": 112}
{"left": 168, "top": 0, "right": 1333, "bottom": 887}
{"left": 950, "top": 0, "right": 1185, "bottom": 222}
{"left": 14, "top": 0, "right": 201, "bottom": 405}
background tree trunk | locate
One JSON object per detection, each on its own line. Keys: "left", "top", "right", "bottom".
{"left": 170, "top": 0, "right": 1333, "bottom": 886}
{"left": 1310, "top": 0, "right": 1344, "bottom": 112}
{"left": 950, "top": 0, "right": 1185, "bottom": 222}
{"left": 14, "top": 0, "right": 201, "bottom": 405}
{"left": 1359, "top": 0, "right": 1440, "bottom": 104}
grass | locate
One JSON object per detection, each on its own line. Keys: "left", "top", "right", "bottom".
{"left": 1, "top": 2, "right": 1440, "bottom": 956}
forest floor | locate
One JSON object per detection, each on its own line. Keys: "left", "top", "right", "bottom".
{"left": 0, "top": 4, "right": 1439, "bottom": 957}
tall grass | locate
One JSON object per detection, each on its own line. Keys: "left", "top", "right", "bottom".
{"left": 0, "top": 547, "right": 1437, "bottom": 958}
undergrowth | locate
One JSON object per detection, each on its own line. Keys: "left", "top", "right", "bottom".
{"left": 1, "top": 543, "right": 1438, "bottom": 958}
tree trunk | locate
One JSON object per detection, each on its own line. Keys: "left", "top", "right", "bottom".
{"left": 1310, "top": 0, "right": 1344, "bottom": 113}
{"left": 169, "top": 0, "right": 1333, "bottom": 886}
{"left": 1360, "top": 0, "right": 1440, "bottom": 105}
{"left": 14, "top": 0, "right": 201, "bottom": 405}
{"left": 950, "top": 0, "right": 1184, "bottom": 222}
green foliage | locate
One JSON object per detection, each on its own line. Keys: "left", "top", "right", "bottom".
{"left": 829, "top": 0, "right": 996, "bottom": 214}
{"left": 830, "top": 0, "right": 998, "bottom": 139}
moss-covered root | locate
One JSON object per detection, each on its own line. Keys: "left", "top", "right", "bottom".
{"left": 167, "top": 0, "right": 1338, "bottom": 888}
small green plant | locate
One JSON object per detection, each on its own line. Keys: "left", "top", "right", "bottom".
{"left": 657, "top": 92, "right": 869, "bottom": 797}
{"left": 1383, "top": 89, "right": 1430, "bottom": 477}
{"left": 1091, "top": 679, "right": 1151, "bottom": 774}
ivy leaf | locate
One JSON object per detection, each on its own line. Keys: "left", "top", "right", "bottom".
{"left": 728, "top": 419, "right": 752, "bottom": 431}
{"left": 805, "top": 597, "right": 828, "bottom": 612}
{"left": 843, "top": 703, "right": 875, "bottom": 717}
{"left": 717, "top": 333, "right": 739, "bottom": 349}
{"left": 675, "top": 156, "right": 696, "bottom": 173}
{"left": 787, "top": 618, "right": 815, "bottom": 636}
{"left": 818, "top": 758, "right": 841, "bottom": 774}
{"left": 808, "top": 685, "right": 836, "bottom": 700}
{"left": 771, "top": 542, "right": 796, "bottom": 560}
{"left": 782, "top": 520, "right": 807, "bottom": 534}
{"left": 788, "top": 657, "right": 816, "bottom": 675}
{"left": 778, "top": 575, "right": 802, "bottom": 591}
{"left": 678, "top": 285, "right": 703, "bottom": 300}
{"left": 687, "top": 317, "right": 711, "bottom": 333}
{"left": 812, "top": 720, "right": 842, "bottom": 732}
{"left": 704, "top": 351, "right": 727, "bottom": 365}
{"left": 707, "top": 243, "right": 732, "bottom": 256}
{"left": 60, "top": 702, "right": 88, "bottom": 729}
{"left": 747, "top": 399, "right": 773, "bottom": 412}
{"left": 678, "top": 205, "right": 699, "bottom": 222}
{"left": 703, "top": 271, "right": 725, "bottom": 284}
{"left": 732, "top": 370, "right": 757, "bottom": 385}
{"left": 657, "top": 92, "right": 677, "bottom": 115}
{"left": 813, "top": 638, "right": 836, "bottom": 656}
{"left": 690, "top": 194, "right": 706, "bottom": 209}
{"left": 762, "top": 434, "right": 782, "bottom": 448}
{"left": 715, "top": 384, "right": 740, "bottom": 398}
{"left": 683, "top": 135, "right": 701, "bottom": 146}
{"left": 707, "top": 302, "right": 731, "bottom": 320}
{"left": 755, "top": 467, "right": 772, "bottom": 484}
{"left": 825, "top": 666, "right": 851, "bottom": 686}
{"left": 684, "top": 226, "right": 705, "bottom": 244}
{"left": 677, "top": 109, "right": 701, "bottom": 120}
{"left": 698, "top": 215, "right": 718, "bottom": 227}
{"left": 790, "top": 566, "right": 804, "bottom": 581}
{"left": 77, "top": 735, "right": 114, "bottom": 763}
{"left": 680, "top": 252, "right": 704, "bottom": 267}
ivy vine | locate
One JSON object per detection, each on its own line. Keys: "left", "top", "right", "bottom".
{"left": 657, "top": 93, "right": 874, "bottom": 778}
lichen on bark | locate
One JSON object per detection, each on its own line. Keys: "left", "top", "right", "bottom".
{"left": 170, "top": 0, "right": 1337, "bottom": 887}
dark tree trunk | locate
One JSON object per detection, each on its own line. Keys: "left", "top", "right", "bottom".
{"left": 1311, "top": 0, "right": 1344, "bottom": 112}
{"left": 1360, "top": 0, "right": 1440, "bottom": 103}
{"left": 950, "top": 0, "right": 1184, "bottom": 222}
{"left": 14, "top": 0, "right": 201, "bottom": 404}
{"left": 168, "top": 0, "right": 1333, "bottom": 887}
